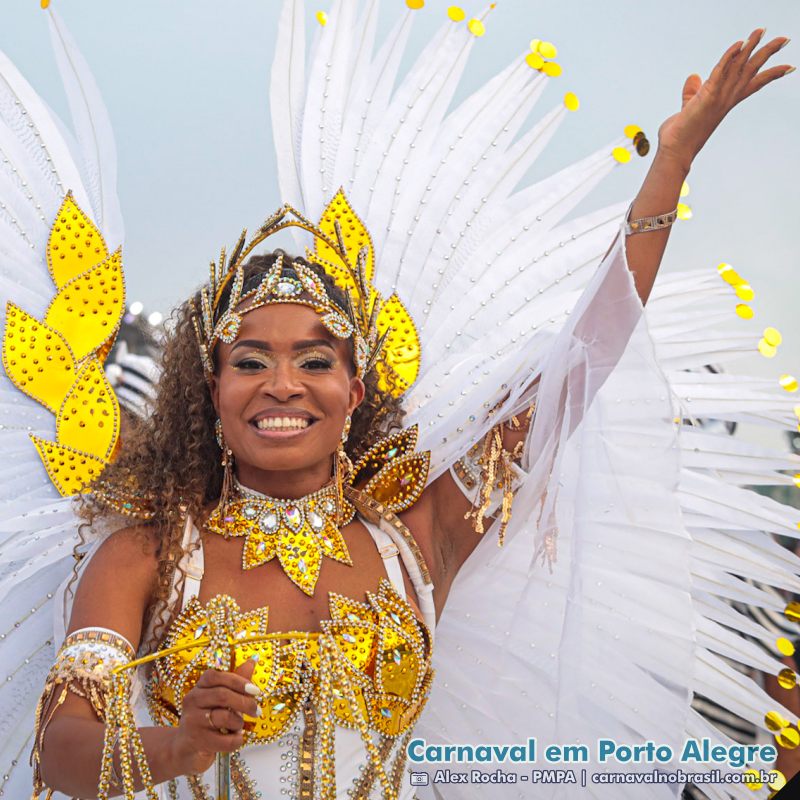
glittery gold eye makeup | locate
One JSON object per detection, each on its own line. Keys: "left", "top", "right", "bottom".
{"left": 298, "top": 350, "right": 335, "bottom": 370}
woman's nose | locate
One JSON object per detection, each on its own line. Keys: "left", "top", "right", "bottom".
{"left": 260, "top": 361, "right": 304, "bottom": 401}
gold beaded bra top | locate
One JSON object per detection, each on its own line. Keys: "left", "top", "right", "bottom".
{"left": 148, "top": 578, "right": 433, "bottom": 744}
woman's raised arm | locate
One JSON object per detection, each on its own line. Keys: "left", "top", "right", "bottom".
{"left": 625, "top": 28, "right": 791, "bottom": 305}
{"left": 414, "top": 28, "right": 793, "bottom": 592}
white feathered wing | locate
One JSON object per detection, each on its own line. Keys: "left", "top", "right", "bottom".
{"left": 271, "top": 3, "right": 799, "bottom": 799}
{"left": 0, "top": 11, "right": 123, "bottom": 797}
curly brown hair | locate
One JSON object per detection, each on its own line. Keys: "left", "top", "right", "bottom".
{"left": 78, "top": 250, "right": 405, "bottom": 637}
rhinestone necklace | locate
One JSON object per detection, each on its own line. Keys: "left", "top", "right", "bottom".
{"left": 205, "top": 480, "right": 355, "bottom": 596}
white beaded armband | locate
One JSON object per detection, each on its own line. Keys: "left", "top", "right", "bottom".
{"left": 32, "top": 628, "right": 136, "bottom": 798}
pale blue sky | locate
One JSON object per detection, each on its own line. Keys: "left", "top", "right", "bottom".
{"left": 2, "top": 1, "right": 799, "bottom": 439}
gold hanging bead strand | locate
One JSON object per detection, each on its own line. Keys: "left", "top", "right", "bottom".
{"left": 328, "top": 642, "right": 398, "bottom": 800}
{"left": 298, "top": 697, "right": 317, "bottom": 799}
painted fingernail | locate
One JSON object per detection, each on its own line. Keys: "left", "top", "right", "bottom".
{"left": 779, "top": 38, "right": 791, "bottom": 51}
{"left": 244, "top": 682, "right": 260, "bottom": 696}
{"left": 758, "top": 28, "right": 766, "bottom": 42}
{"left": 256, "top": 705, "right": 263, "bottom": 718}
{"left": 784, "top": 66, "right": 796, "bottom": 75}
{"left": 250, "top": 653, "right": 260, "bottom": 663}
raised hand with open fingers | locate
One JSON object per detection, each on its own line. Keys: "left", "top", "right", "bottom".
{"left": 657, "top": 28, "right": 793, "bottom": 172}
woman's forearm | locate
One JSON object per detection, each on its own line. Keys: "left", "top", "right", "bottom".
{"left": 41, "top": 716, "right": 184, "bottom": 799}
{"left": 624, "top": 149, "right": 690, "bottom": 306}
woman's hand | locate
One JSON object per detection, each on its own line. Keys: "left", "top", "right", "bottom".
{"left": 168, "top": 665, "right": 260, "bottom": 776}
{"left": 657, "top": 28, "right": 793, "bottom": 172}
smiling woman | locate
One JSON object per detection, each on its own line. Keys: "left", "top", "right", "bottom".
{"left": 1, "top": 4, "right": 798, "bottom": 800}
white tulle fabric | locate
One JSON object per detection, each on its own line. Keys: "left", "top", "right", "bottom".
{"left": 0, "top": 4, "right": 799, "bottom": 800}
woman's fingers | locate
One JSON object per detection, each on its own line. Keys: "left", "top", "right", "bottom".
{"left": 708, "top": 39, "right": 747, "bottom": 86}
{"left": 190, "top": 685, "right": 259, "bottom": 717}
{"left": 737, "top": 28, "right": 767, "bottom": 68}
{"left": 740, "top": 64, "right": 795, "bottom": 101}
{"left": 195, "top": 727, "right": 245, "bottom": 753}
{"left": 203, "top": 706, "right": 246, "bottom": 734}
{"left": 196, "top": 667, "right": 252, "bottom": 694}
{"left": 742, "top": 36, "right": 791, "bottom": 82}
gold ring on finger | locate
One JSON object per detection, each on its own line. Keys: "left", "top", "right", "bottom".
{"left": 205, "top": 708, "right": 226, "bottom": 734}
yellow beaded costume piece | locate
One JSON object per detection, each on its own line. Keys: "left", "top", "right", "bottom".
{"left": 2, "top": 194, "right": 124, "bottom": 496}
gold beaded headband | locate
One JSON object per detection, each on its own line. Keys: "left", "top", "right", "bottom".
{"left": 192, "top": 190, "right": 421, "bottom": 398}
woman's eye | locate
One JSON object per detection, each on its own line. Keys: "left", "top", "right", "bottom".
{"left": 235, "top": 358, "right": 267, "bottom": 370}
{"left": 301, "top": 357, "right": 333, "bottom": 370}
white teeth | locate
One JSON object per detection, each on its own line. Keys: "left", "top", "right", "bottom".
{"left": 255, "top": 417, "right": 311, "bottom": 431}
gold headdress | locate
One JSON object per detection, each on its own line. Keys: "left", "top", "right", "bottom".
{"left": 2, "top": 194, "right": 124, "bottom": 496}
{"left": 192, "top": 190, "right": 421, "bottom": 397}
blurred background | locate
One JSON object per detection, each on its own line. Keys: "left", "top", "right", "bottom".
{"left": 1, "top": 0, "right": 798, "bottom": 453}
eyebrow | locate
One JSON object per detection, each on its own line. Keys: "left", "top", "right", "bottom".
{"left": 230, "top": 338, "right": 337, "bottom": 353}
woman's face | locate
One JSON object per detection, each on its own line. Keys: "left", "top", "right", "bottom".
{"left": 210, "top": 303, "right": 365, "bottom": 497}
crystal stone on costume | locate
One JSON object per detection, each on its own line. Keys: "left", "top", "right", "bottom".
{"left": 260, "top": 511, "right": 279, "bottom": 533}
{"left": 284, "top": 505, "right": 303, "bottom": 530}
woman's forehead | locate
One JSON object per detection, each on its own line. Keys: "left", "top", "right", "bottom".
{"left": 235, "top": 303, "right": 338, "bottom": 345}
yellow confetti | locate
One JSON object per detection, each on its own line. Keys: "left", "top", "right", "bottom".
{"left": 624, "top": 124, "right": 643, "bottom": 139}
{"left": 447, "top": 5, "right": 466, "bottom": 21}
{"left": 542, "top": 61, "right": 562, "bottom": 77}
{"left": 785, "top": 601, "right": 800, "bottom": 622}
{"left": 677, "top": 203, "right": 693, "bottom": 220}
{"left": 769, "top": 770, "right": 787, "bottom": 791}
{"left": 778, "top": 667, "right": 798, "bottom": 689}
{"left": 680, "top": 180, "right": 690, "bottom": 198}
{"left": 612, "top": 147, "right": 631, "bottom": 164}
{"left": 783, "top": 596, "right": 800, "bottom": 622}
{"left": 467, "top": 18, "right": 486, "bottom": 36}
{"left": 529, "top": 38, "right": 541, "bottom": 52}
{"left": 743, "top": 769, "right": 763, "bottom": 790}
{"left": 717, "top": 264, "right": 746, "bottom": 287}
{"left": 764, "top": 327, "right": 783, "bottom": 347}
{"left": 538, "top": 41, "right": 558, "bottom": 59}
{"left": 406, "top": 0, "right": 425, "bottom": 8}
{"left": 758, "top": 339, "right": 777, "bottom": 358}
{"left": 780, "top": 375, "right": 799, "bottom": 393}
{"left": 315, "top": 10, "right": 328, "bottom": 25}
{"left": 793, "top": 404, "right": 800, "bottom": 418}
{"left": 563, "top": 92, "right": 580, "bottom": 111}
{"left": 777, "top": 728, "right": 800, "bottom": 749}
{"left": 40, "top": 0, "right": 50, "bottom": 7}
{"left": 735, "top": 304, "right": 754, "bottom": 320}
{"left": 776, "top": 637, "right": 796, "bottom": 656}
{"left": 766, "top": 710, "right": 791, "bottom": 732}
{"left": 717, "top": 262, "right": 734, "bottom": 278}
{"left": 794, "top": 474, "right": 800, "bottom": 489}
{"left": 525, "top": 53, "right": 545, "bottom": 70}
{"left": 735, "top": 283, "right": 754, "bottom": 301}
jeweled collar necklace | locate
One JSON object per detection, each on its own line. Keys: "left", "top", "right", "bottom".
{"left": 205, "top": 479, "right": 356, "bottom": 596}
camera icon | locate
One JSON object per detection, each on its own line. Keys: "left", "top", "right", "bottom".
{"left": 410, "top": 772, "right": 429, "bottom": 786}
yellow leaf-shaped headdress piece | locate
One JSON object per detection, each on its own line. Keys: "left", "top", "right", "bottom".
{"left": 2, "top": 193, "right": 125, "bottom": 496}
{"left": 192, "top": 191, "right": 420, "bottom": 397}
